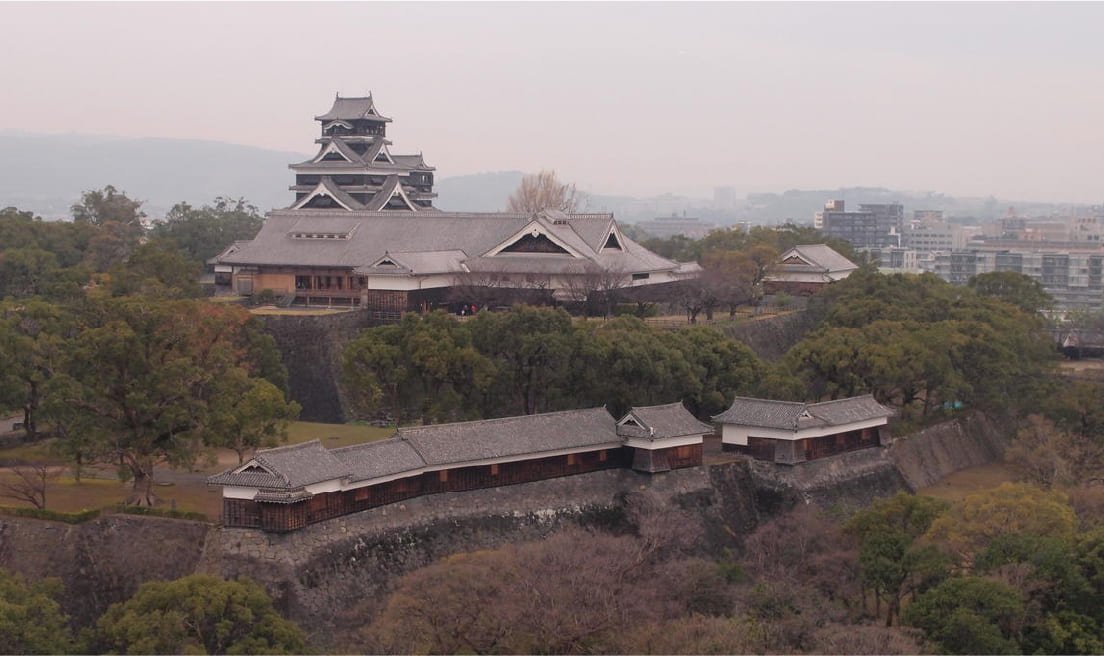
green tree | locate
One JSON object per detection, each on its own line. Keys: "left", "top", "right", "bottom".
{"left": 109, "top": 239, "right": 203, "bottom": 298}
{"left": 47, "top": 298, "right": 287, "bottom": 505}
{"left": 343, "top": 312, "right": 495, "bottom": 424}
{"left": 673, "top": 327, "right": 762, "bottom": 418}
{"left": 926, "top": 482, "right": 1078, "bottom": 565}
{"left": 150, "top": 197, "right": 265, "bottom": 264}
{"left": 468, "top": 305, "right": 579, "bottom": 415}
{"left": 208, "top": 372, "right": 301, "bottom": 465}
{"left": 968, "top": 270, "right": 1052, "bottom": 314}
{"left": 579, "top": 316, "right": 701, "bottom": 417}
{"left": 902, "top": 577, "right": 1024, "bottom": 654}
{"left": 0, "top": 300, "right": 73, "bottom": 440}
{"left": 0, "top": 569, "right": 73, "bottom": 654}
{"left": 846, "top": 493, "right": 952, "bottom": 626}
{"left": 0, "top": 248, "right": 60, "bottom": 299}
{"left": 89, "top": 575, "right": 306, "bottom": 655}
{"left": 71, "top": 186, "right": 146, "bottom": 272}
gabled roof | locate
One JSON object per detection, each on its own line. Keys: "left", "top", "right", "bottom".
{"left": 315, "top": 95, "right": 392, "bottom": 122}
{"left": 217, "top": 210, "right": 684, "bottom": 278}
{"left": 617, "top": 402, "right": 713, "bottom": 440}
{"left": 332, "top": 439, "right": 425, "bottom": 483}
{"left": 392, "top": 153, "right": 435, "bottom": 171}
{"left": 779, "top": 244, "right": 858, "bottom": 274}
{"left": 711, "top": 395, "right": 893, "bottom": 431}
{"left": 358, "top": 250, "right": 467, "bottom": 275}
{"left": 398, "top": 407, "right": 620, "bottom": 467}
{"left": 363, "top": 175, "right": 418, "bottom": 211}
{"left": 290, "top": 178, "right": 365, "bottom": 211}
{"left": 206, "top": 440, "right": 348, "bottom": 490}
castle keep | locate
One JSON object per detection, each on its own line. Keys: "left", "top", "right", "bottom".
{"left": 213, "top": 94, "right": 697, "bottom": 313}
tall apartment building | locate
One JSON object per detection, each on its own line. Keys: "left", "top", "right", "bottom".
{"left": 817, "top": 200, "right": 904, "bottom": 248}
{"left": 904, "top": 220, "right": 968, "bottom": 253}
{"left": 933, "top": 248, "right": 1104, "bottom": 309}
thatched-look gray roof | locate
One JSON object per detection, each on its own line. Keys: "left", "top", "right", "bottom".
{"left": 617, "top": 402, "right": 713, "bottom": 440}
{"left": 712, "top": 395, "right": 893, "bottom": 432}
{"left": 332, "top": 439, "right": 426, "bottom": 483}
{"left": 399, "top": 407, "right": 620, "bottom": 466}
{"left": 207, "top": 440, "right": 348, "bottom": 490}
{"left": 209, "top": 407, "right": 625, "bottom": 492}
{"left": 315, "top": 95, "right": 392, "bottom": 122}
{"left": 217, "top": 209, "right": 682, "bottom": 279}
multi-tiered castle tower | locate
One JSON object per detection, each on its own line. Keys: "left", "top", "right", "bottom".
{"left": 288, "top": 95, "right": 436, "bottom": 211}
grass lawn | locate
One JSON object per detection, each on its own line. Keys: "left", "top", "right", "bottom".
{"left": 917, "top": 462, "right": 1019, "bottom": 502}
{"left": 249, "top": 307, "right": 352, "bottom": 316}
{"left": 0, "top": 421, "right": 393, "bottom": 519}
{"left": 285, "top": 421, "right": 394, "bottom": 447}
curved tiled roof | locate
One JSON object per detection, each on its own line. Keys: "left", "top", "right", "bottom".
{"left": 315, "top": 96, "right": 392, "bottom": 122}
{"left": 711, "top": 395, "right": 894, "bottom": 432}
{"left": 399, "top": 407, "right": 620, "bottom": 467}
{"left": 217, "top": 210, "right": 683, "bottom": 278}
{"left": 207, "top": 440, "right": 348, "bottom": 490}
{"left": 332, "top": 439, "right": 425, "bottom": 483}
{"left": 619, "top": 402, "right": 713, "bottom": 440}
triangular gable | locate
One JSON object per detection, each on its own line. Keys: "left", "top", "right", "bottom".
{"left": 291, "top": 180, "right": 359, "bottom": 211}
{"left": 364, "top": 177, "right": 418, "bottom": 211}
{"left": 483, "top": 220, "right": 585, "bottom": 258}
{"left": 232, "top": 459, "right": 275, "bottom": 476}
{"left": 601, "top": 223, "right": 626, "bottom": 252}
{"left": 373, "top": 143, "right": 394, "bottom": 164}
{"left": 312, "top": 141, "right": 353, "bottom": 164}
{"left": 369, "top": 252, "right": 408, "bottom": 269}
{"left": 781, "top": 254, "right": 810, "bottom": 265}
{"left": 618, "top": 414, "right": 644, "bottom": 429}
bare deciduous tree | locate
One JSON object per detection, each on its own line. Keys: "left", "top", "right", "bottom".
{"left": 506, "top": 170, "right": 585, "bottom": 214}
{"left": 0, "top": 462, "right": 59, "bottom": 509}
{"left": 565, "top": 261, "right": 628, "bottom": 317}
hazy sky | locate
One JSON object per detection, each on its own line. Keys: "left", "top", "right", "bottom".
{"left": 3, "top": 2, "right": 1103, "bottom": 203}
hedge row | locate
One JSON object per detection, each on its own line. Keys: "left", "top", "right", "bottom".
{"left": 0, "top": 505, "right": 208, "bottom": 524}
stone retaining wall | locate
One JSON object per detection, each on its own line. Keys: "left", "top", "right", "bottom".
{"left": 0, "top": 411, "right": 1010, "bottom": 647}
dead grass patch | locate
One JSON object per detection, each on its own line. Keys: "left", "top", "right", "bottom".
{"left": 917, "top": 462, "right": 1018, "bottom": 502}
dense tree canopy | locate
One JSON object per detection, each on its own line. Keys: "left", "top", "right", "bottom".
{"left": 782, "top": 269, "right": 1056, "bottom": 420}
{"left": 42, "top": 297, "right": 290, "bottom": 505}
{"left": 0, "top": 570, "right": 72, "bottom": 655}
{"left": 343, "top": 306, "right": 762, "bottom": 423}
{"left": 968, "top": 270, "right": 1053, "bottom": 314}
{"left": 88, "top": 575, "right": 306, "bottom": 655}
{"left": 846, "top": 493, "right": 951, "bottom": 627}
{"left": 71, "top": 186, "right": 146, "bottom": 272}
{"left": 149, "top": 197, "right": 265, "bottom": 264}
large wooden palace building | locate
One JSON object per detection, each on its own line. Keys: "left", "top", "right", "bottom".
{"left": 213, "top": 95, "right": 698, "bottom": 312}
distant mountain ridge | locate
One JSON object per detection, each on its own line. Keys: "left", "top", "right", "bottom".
{"left": 0, "top": 132, "right": 1085, "bottom": 224}
{"left": 0, "top": 132, "right": 309, "bottom": 220}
